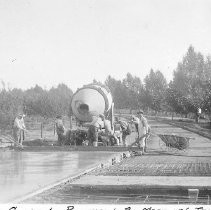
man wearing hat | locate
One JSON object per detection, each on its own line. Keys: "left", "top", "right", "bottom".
{"left": 13, "top": 114, "right": 26, "bottom": 146}
{"left": 55, "top": 115, "right": 66, "bottom": 145}
{"left": 137, "top": 110, "right": 150, "bottom": 153}
{"left": 130, "top": 110, "right": 150, "bottom": 153}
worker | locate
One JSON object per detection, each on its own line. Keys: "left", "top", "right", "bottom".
{"left": 136, "top": 110, "right": 150, "bottom": 153}
{"left": 83, "top": 112, "right": 103, "bottom": 146}
{"left": 130, "top": 110, "right": 150, "bottom": 154}
{"left": 98, "top": 114, "right": 118, "bottom": 146}
{"left": 131, "top": 115, "right": 140, "bottom": 134}
{"left": 13, "top": 114, "right": 26, "bottom": 146}
{"left": 113, "top": 120, "right": 122, "bottom": 145}
{"left": 99, "top": 114, "right": 113, "bottom": 135}
{"left": 55, "top": 115, "right": 66, "bottom": 146}
{"left": 115, "top": 117, "right": 131, "bottom": 146}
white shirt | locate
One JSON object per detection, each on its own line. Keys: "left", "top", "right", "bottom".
{"left": 87, "top": 116, "right": 103, "bottom": 128}
{"left": 132, "top": 116, "right": 140, "bottom": 125}
{"left": 103, "top": 119, "right": 113, "bottom": 135}
{"left": 14, "top": 117, "right": 26, "bottom": 130}
{"left": 138, "top": 116, "right": 149, "bottom": 136}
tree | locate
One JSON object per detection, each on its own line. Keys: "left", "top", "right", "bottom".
{"left": 105, "top": 75, "right": 127, "bottom": 109}
{"left": 202, "top": 56, "right": 211, "bottom": 124}
{"left": 49, "top": 83, "right": 73, "bottom": 116}
{"left": 122, "top": 73, "right": 144, "bottom": 109}
{"left": 165, "top": 82, "right": 192, "bottom": 118}
{"left": 0, "top": 87, "right": 24, "bottom": 129}
{"left": 144, "top": 69, "right": 167, "bottom": 112}
{"left": 172, "top": 45, "right": 206, "bottom": 122}
{"left": 23, "top": 84, "right": 73, "bottom": 117}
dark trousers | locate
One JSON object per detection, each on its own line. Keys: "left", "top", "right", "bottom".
{"left": 57, "top": 132, "right": 65, "bottom": 145}
{"left": 13, "top": 128, "right": 24, "bottom": 145}
{"left": 122, "top": 132, "right": 127, "bottom": 146}
{"left": 87, "top": 125, "right": 98, "bottom": 144}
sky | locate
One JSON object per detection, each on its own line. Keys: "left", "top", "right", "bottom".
{"left": 0, "top": 0, "right": 211, "bottom": 92}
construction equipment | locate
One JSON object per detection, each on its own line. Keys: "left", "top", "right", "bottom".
{"left": 69, "top": 83, "right": 114, "bottom": 146}
{"left": 158, "top": 134, "right": 190, "bottom": 153}
{"left": 70, "top": 83, "right": 113, "bottom": 123}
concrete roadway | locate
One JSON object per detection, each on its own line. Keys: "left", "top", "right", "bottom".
{"left": 70, "top": 120, "right": 211, "bottom": 193}
{"left": 1, "top": 118, "right": 211, "bottom": 204}
{"left": 0, "top": 150, "right": 121, "bottom": 203}
{"left": 21, "top": 119, "right": 211, "bottom": 204}
{"left": 88, "top": 119, "right": 211, "bottom": 177}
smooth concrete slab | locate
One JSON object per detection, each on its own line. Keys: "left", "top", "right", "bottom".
{"left": 19, "top": 145, "right": 133, "bottom": 152}
{"left": 0, "top": 150, "right": 119, "bottom": 203}
{"left": 71, "top": 175, "right": 211, "bottom": 189}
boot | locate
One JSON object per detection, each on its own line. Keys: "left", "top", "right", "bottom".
{"left": 138, "top": 146, "right": 144, "bottom": 155}
{"left": 140, "top": 147, "right": 145, "bottom": 155}
{"left": 143, "top": 147, "right": 147, "bottom": 153}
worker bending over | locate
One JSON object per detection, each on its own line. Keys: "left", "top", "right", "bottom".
{"left": 99, "top": 114, "right": 120, "bottom": 146}
{"left": 114, "top": 117, "right": 131, "bottom": 146}
{"left": 83, "top": 112, "right": 103, "bottom": 146}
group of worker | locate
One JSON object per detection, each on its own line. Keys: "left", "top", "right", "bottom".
{"left": 12, "top": 110, "right": 150, "bottom": 153}
{"left": 115, "top": 110, "right": 151, "bottom": 154}
{"left": 76, "top": 109, "right": 150, "bottom": 152}
{"left": 12, "top": 114, "right": 67, "bottom": 147}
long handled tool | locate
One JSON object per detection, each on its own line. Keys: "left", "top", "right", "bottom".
{"left": 0, "top": 134, "right": 23, "bottom": 149}
{"left": 129, "top": 133, "right": 149, "bottom": 148}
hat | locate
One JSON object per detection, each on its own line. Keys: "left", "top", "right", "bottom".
{"left": 137, "top": 110, "right": 144, "bottom": 114}
{"left": 99, "top": 114, "right": 105, "bottom": 119}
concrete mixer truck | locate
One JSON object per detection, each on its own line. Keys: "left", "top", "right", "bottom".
{"left": 68, "top": 83, "right": 115, "bottom": 146}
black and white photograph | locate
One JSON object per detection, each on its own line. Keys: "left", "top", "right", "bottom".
{"left": 0, "top": 0, "right": 211, "bottom": 208}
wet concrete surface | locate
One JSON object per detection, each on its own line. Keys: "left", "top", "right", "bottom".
{"left": 0, "top": 150, "right": 119, "bottom": 203}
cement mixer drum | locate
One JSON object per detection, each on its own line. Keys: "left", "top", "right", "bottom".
{"left": 70, "top": 84, "right": 113, "bottom": 122}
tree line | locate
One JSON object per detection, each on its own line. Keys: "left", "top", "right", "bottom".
{"left": 0, "top": 83, "right": 73, "bottom": 128}
{"left": 105, "top": 46, "right": 211, "bottom": 123}
{"left": 0, "top": 45, "right": 211, "bottom": 128}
